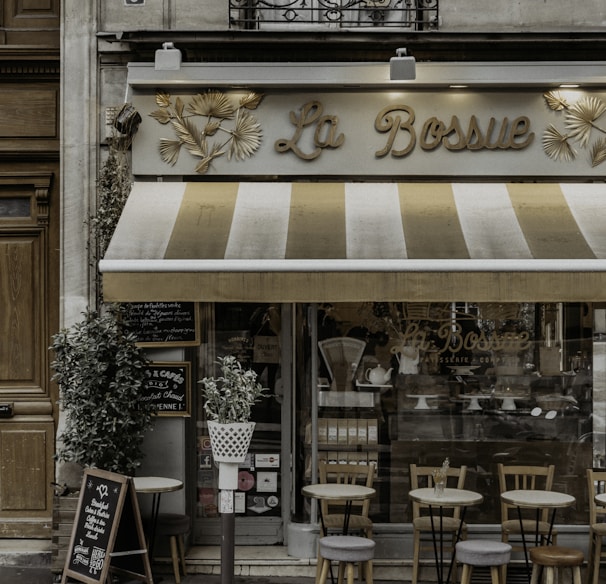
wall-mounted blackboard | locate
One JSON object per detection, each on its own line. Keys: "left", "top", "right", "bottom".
{"left": 126, "top": 302, "right": 200, "bottom": 347}
{"left": 61, "top": 469, "right": 152, "bottom": 584}
{"left": 142, "top": 362, "right": 191, "bottom": 417}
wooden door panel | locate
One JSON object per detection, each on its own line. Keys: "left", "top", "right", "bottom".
{"left": 0, "top": 236, "right": 43, "bottom": 393}
{"left": 2, "top": 0, "right": 60, "bottom": 28}
{"left": 0, "top": 426, "right": 48, "bottom": 510}
{"left": 0, "top": 421, "right": 54, "bottom": 536}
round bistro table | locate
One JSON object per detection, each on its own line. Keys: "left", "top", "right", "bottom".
{"left": 133, "top": 476, "right": 183, "bottom": 565}
{"left": 500, "top": 489, "right": 575, "bottom": 582}
{"left": 409, "top": 487, "right": 483, "bottom": 584}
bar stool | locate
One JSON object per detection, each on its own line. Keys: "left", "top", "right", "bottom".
{"left": 455, "top": 540, "right": 512, "bottom": 584}
{"left": 155, "top": 513, "right": 190, "bottom": 584}
{"left": 318, "top": 535, "right": 375, "bottom": 584}
{"left": 529, "top": 546, "right": 583, "bottom": 584}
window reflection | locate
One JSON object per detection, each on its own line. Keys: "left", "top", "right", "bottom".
{"left": 0, "top": 197, "right": 30, "bottom": 217}
{"left": 296, "top": 302, "right": 596, "bottom": 527}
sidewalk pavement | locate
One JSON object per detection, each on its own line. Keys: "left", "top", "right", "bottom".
{"left": 1, "top": 565, "right": 399, "bottom": 584}
{"left": 0, "top": 567, "right": 323, "bottom": 584}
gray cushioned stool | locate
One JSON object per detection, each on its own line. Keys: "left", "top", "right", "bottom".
{"left": 529, "top": 545, "right": 583, "bottom": 584}
{"left": 156, "top": 513, "right": 190, "bottom": 584}
{"left": 456, "top": 540, "right": 512, "bottom": 584}
{"left": 318, "top": 535, "right": 375, "bottom": 584}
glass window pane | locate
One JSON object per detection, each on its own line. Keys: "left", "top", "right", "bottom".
{"left": 0, "top": 197, "right": 30, "bottom": 217}
{"left": 195, "top": 303, "right": 283, "bottom": 541}
{"left": 295, "top": 302, "right": 594, "bottom": 527}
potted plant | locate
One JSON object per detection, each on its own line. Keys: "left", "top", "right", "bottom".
{"left": 199, "top": 355, "right": 268, "bottom": 488}
{"left": 50, "top": 304, "right": 155, "bottom": 476}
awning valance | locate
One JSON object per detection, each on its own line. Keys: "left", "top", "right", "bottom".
{"left": 100, "top": 182, "right": 606, "bottom": 303}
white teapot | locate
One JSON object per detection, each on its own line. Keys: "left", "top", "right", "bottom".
{"left": 365, "top": 365, "right": 393, "bottom": 385}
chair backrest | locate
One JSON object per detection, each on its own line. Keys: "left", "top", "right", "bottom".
{"left": 318, "top": 337, "right": 366, "bottom": 391}
{"left": 409, "top": 464, "right": 467, "bottom": 520}
{"left": 497, "top": 463, "right": 555, "bottom": 523}
{"left": 587, "top": 468, "right": 606, "bottom": 526}
{"left": 318, "top": 462, "right": 375, "bottom": 519}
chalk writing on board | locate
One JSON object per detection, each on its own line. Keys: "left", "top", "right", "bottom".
{"left": 62, "top": 469, "right": 152, "bottom": 584}
{"left": 67, "top": 473, "right": 121, "bottom": 581}
{"left": 142, "top": 362, "right": 191, "bottom": 416}
{"left": 127, "top": 302, "right": 200, "bottom": 346}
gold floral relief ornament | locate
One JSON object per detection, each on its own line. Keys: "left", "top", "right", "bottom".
{"left": 149, "top": 90, "right": 264, "bottom": 174}
{"left": 542, "top": 91, "right": 606, "bottom": 167}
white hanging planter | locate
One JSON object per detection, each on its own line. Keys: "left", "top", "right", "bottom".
{"left": 207, "top": 421, "right": 255, "bottom": 462}
{"left": 208, "top": 421, "right": 255, "bottom": 490}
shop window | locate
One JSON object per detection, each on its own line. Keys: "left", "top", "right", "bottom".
{"left": 194, "top": 303, "right": 284, "bottom": 544}
{"left": 294, "top": 302, "right": 596, "bottom": 527}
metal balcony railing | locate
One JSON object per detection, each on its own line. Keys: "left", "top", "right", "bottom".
{"left": 229, "top": 0, "right": 439, "bottom": 30}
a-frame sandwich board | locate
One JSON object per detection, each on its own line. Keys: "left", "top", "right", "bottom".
{"left": 61, "top": 468, "right": 153, "bottom": 584}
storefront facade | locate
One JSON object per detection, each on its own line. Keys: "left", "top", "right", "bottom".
{"left": 94, "top": 58, "right": 606, "bottom": 556}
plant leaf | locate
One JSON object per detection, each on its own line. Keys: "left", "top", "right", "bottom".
{"left": 184, "top": 138, "right": 207, "bottom": 159}
{"left": 194, "top": 157, "right": 212, "bottom": 174}
{"left": 188, "top": 91, "right": 235, "bottom": 119}
{"left": 159, "top": 138, "right": 182, "bottom": 165}
{"left": 590, "top": 137, "right": 606, "bottom": 167}
{"left": 149, "top": 109, "right": 172, "bottom": 124}
{"left": 175, "top": 96, "right": 185, "bottom": 118}
{"left": 543, "top": 91, "right": 569, "bottom": 111}
{"left": 542, "top": 124, "right": 576, "bottom": 162}
{"left": 155, "top": 91, "right": 171, "bottom": 107}
{"left": 565, "top": 96, "right": 606, "bottom": 148}
{"left": 228, "top": 111, "right": 263, "bottom": 161}
{"left": 204, "top": 120, "right": 221, "bottom": 136}
{"left": 240, "top": 91, "right": 264, "bottom": 110}
{"left": 171, "top": 117, "right": 199, "bottom": 147}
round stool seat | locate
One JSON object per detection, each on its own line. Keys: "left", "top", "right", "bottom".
{"left": 456, "top": 540, "right": 512, "bottom": 567}
{"left": 319, "top": 535, "right": 375, "bottom": 563}
{"left": 530, "top": 546, "right": 584, "bottom": 567}
{"left": 157, "top": 513, "right": 190, "bottom": 536}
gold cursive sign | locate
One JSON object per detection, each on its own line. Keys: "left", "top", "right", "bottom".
{"left": 275, "top": 100, "right": 345, "bottom": 160}
{"left": 375, "top": 104, "right": 534, "bottom": 158}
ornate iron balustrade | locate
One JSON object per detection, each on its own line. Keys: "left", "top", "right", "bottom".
{"left": 229, "top": 0, "right": 439, "bottom": 30}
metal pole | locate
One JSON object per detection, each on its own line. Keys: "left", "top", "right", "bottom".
{"left": 220, "top": 490, "right": 235, "bottom": 584}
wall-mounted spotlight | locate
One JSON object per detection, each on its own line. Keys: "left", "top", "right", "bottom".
{"left": 390, "top": 48, "right": 416, "bottom": 81}
{"left": 155, "top": 42, "right": 182, "bottom": 71}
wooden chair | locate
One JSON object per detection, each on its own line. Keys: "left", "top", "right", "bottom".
{"left": 497, "top": 463, "right": 557, "bottom": 551}
{"left": 317, "top": 462, "right": 375, "bottom": 583}
{"left": 409, "top": 463, "right": 468, "bottom": 584}
{"left": 586, "top": 469, "right": 606, "bottom": 584}
{"left": 318, "top": 462, "right": 375, "bottom": 538}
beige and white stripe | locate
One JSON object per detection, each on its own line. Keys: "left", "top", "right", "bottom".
{"left": 104, "top": 181, "right": 606, "bottom": 263}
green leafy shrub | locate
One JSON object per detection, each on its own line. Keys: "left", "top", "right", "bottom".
{"left": 200, "top": 355, "right": 269, "bottom": 424}
{"left": 51, "top": 306, "right": 154, "bottom": 475}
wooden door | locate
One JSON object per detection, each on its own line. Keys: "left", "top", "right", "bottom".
{"left": 0, "top": 172, "right": 58, "bottom": 537}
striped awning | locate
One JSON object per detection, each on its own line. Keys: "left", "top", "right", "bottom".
{"left": 100, "top": 182, "right": 606, "bottom": 303}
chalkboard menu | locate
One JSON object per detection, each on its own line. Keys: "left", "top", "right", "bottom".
{"left": 142, "top": 362, "right": 191, "bottom": 417}
{"left": 61, "top": 469, "right": 151, "bottom": 584}
{"left": 127, "top": 302, "right": 200, "bottom": 347}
